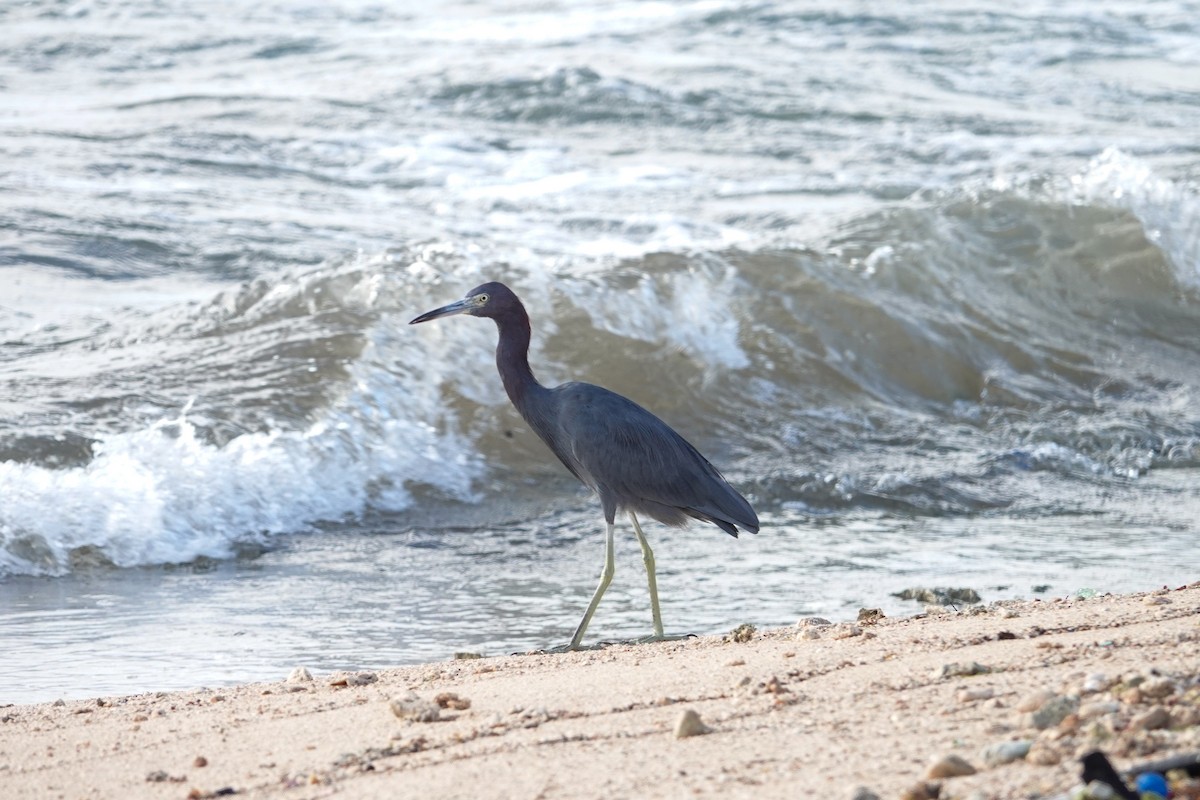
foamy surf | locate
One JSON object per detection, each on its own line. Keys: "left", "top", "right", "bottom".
{"left": 0, "top": 317, "right": 486, "bottom": 577}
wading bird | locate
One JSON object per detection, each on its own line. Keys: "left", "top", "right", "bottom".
{"left": 411, "top": 282, "right": 758, "bottom": 649}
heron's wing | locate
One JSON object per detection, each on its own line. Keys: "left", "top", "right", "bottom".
{"left": 553, "top": 383, "right": 757, "bottom": 534}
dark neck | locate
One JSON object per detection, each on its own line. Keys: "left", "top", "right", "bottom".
{"left": 494, "top": 305, "right": 542, "bottom": 412}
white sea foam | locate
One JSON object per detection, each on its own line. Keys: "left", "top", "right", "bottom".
{"left": 1072, "top": 148, "right": 1200, "bottom": 289}
{"left": 0, "top": 317, "right": 485, "bottom": 577}
{"left": 558, "top": 265, "right": 750, "bottom": 371}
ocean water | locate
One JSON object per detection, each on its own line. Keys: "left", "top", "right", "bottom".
{"left": 2, "top": 1, "right": 1199, "bottom": 704}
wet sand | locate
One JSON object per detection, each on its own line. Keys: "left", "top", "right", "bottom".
{"left": 3, "top": 585, "right": 1198, "bottom": 799}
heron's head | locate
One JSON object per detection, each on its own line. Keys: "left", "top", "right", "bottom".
{"left": 409, "top": 281, "right": 520, "bottom": 325}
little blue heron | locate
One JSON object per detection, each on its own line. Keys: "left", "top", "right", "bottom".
{"left": 411, "top": 282, "right": 758, "bottom": 649}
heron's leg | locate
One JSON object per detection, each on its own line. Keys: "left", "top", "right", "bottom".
{"left": 629, "top": 511, "right": 665, "bottom": 639}
{"left": 568, "top": 521, "right": 615, "bottom": 650}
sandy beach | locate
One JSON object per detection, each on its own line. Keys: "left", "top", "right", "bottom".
{"left": 3, "top": 585, "right": 1198, "bottom": 800}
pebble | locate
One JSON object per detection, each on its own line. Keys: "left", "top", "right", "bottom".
{"left": 1119, "top": 687, "right": 1143, "bottom": 705}
{"left": 831, "top": 624, "right": 862, "bottom": 639}
{"left": 1129, "top": 706, "right": 1171, "bottom": 731}
{"left": 1140, "top": 677, "right": 1176, "bottom": 699}
{"left": 729, "top": 623, "right": 756, "bottom": 643}
{"left": 857, "top": 608, "right": 885, "bottom": 624}
{"left": 1083, "top": 779, "right": 1117, "bottom": 799}
{"left": 434, "top": 692, "right": 471, "bottom": 711}
{"left": 1055, "top": 713, "right": 1080, "bottom": 735}
{"left": 1025, "top": 695, "right": 1079, "bottom": 730}
{"left": 193, "top": 756, "right": 208, "bottom": 768}
{"left": 848, "top": 787, "right": 881, "bottom": 800}
{"left": 1026, "top": 740, "right": 1063, "bottom": 766}
{"left": 286, "top": 667, "right": 313, "bottom": 683}
{"left": 1016, "top": 688, "right": 1057, "bottom": 713}
{"left": 797, "top": 617, "right": 832, "bottom": 627}
{"left": 339, "top": 672, "right": 378, "bottom": 687}
{"left": 956, "top": 687, "right": 995, "bottom": 704}
{"left": 1078, "top": 701, "right": 1121, "bottom": 720}
{"left": 1080, "top": 673, "right": 1114, "bottom": 694}
{"left": 926, "top": 753, "right": 977, "bottom": 778}
{"left": 389, "top": 694, "right": 441, "bottom": 723}
{"left": 1171, "top": 706, "right": 1200, "bottom": 727}
{"left": 980, "top": 739, "right": 1031, "bottom": 767}
{"left": 797, "top": 628, "right": 822, "bottom": 641}
{"left": 899, "top": 781, "right": 940, "bottom": 800}
{"left": 935, "top": 661, "right": 990, "bottom": 679}
{"left": 674, "top": 709, "right": 710, "bottom": 739}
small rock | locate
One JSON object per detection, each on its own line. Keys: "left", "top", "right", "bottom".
{"left": 796, "top": 617, "right": 832, "bottom": 627}
{"left": 857, "top": 608, "right": 885, "bottom": 625}
{"left": 146, "top": 771, "right": 170, "bottom": 783}
{"left": 935, "top": 662, "right": 991, "bottom": 679}
{"left": 1085, "top": 779, "right": 1117, "bottom": 800}
{"left": 849, "top": 787, "right": 881, "bottom": 800}
{"left": 389, "top": 694, "right": 441, "bottom": 723}
{"left": 980, "top": 740, "right": 1031, "bottom": 767}
{"left": 1119, "top": 687, "right": 1143, "bottom": 705}
{"left": 899, "top": 781, "right": 941, "bottom": 800}
{"left": 1081, "top": 673, "right": 1114, "bottom": 694}
{"left": 193, "top": 756, "right": 208, "bottom": 768}
{"left": 329, "top": 671, "right": 377, "bottom": 687}
{"left": 1016, "top": 688, "right": 1057, "bottom": 713}
{"left": 434, "top": 692, "right": 471, "bottom": 711}
{"left": 796, "top": 627, "right": 822, "bottom": 641}
{"left": 1055, "top": 713, "right": 1080, "bottom": 736}
{"left": 1000, "top": 608, "right": 1020, "bottom": 619}
{"left": 1143, "top": 595, "right": 1171, "bottom": 606}
{"left": 1026, "top": 695, "right": 1079, "bottom": 730}
{"left": 956, "top": 687, "right": 994, "bottom": 704}
{"left": 894, "top": 586, "right": 981, "bottom": 605}
{"left": 926, "top": 754, "right": 976, "bottom": 778}
{"left": 1026, "top": 740, "right": 1063, "bottom": 766}
{"left": 1078, "top": 701, "right": 1120, "bottom": 720}
{"left": 726, "top": 658, "right": 746, "bottom": 667}
{"left": 1140, "top": 678, "right": 1176, "bottom": 699}
{"left": 1170, "top": 706, "right": 1200, "bottom": 727}
{"left": 729, "top": 623, "right": 756, "bottom": 643}
{"left": 832, "top": 624, "right": 862, "bottom": 639}
{"left": 674, "top": 709, "right": 710, "bottom": 739}
{"left": 286, "top": 667, "right": 313, "bottom": 683}
{"left": 1129, "top": 706, "right": 1171, "bottom": 732}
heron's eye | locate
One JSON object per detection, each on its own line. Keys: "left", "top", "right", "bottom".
{"left": 475, "top": 293, "right": 489, "bottom": 304}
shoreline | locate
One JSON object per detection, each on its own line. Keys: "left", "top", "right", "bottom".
{"left": 3, "top": 585, "right": 1198, "bottom": 799}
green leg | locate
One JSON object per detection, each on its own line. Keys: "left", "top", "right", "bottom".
{"left": 629, "top": 511, "right": 665, "bottom": 639}
{"left": 568, "top": 521, "right": 615, "bottom": 650}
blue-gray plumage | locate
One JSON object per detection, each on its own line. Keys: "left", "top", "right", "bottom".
{"left": 411, "top": 281, "right": 758, "bottom": 649}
